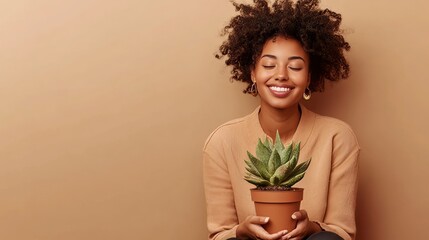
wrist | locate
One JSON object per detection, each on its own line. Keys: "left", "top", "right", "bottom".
{"left": 311, "top": 221, "right": 323, "bottom": 234}
{"left": 235, "top": 224, "right": 247, "bottom": 240}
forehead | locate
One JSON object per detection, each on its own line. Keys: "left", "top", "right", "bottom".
{"left": 260, "top": 36, "right": 308, "bottom": 61}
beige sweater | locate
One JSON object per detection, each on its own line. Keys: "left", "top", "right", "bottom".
{"left": 203, "top": 106, "right": 359, "bottom": 240}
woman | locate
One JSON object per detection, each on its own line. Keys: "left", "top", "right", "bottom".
{"left": 203, "top": 1, "right": 359, "bottom": 240}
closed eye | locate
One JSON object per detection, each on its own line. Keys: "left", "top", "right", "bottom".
{"left": 262, "top": 65, "right": 275, "bottom": 69}
{"left": 289, "top": 66, "right": 302, "bottom": 71}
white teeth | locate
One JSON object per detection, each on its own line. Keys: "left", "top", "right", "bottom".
{"left": 269, "top": 86, "right": 291, "bottom": 92}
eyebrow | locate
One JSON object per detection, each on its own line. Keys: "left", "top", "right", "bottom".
{"left": 261, "top": 54, "right": 306, "bottom": 62}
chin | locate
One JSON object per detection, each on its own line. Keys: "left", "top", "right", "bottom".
{"left": 265, "top": 101, "right": 299, "bottom": 111}
{"left": 261, "top": 97, "right": 300, "bottom": 110}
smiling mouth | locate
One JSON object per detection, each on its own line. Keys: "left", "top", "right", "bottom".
{"left": 269, "top": 86, "right": 292, "bottom": 92}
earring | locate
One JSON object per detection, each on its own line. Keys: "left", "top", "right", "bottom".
{"left": 249, "top": 82, "right": 258, "bottom": 96}
{"left": 303, "top": 87, "right": 311, "bottom": 100}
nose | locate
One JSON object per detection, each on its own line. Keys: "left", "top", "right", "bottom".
{"left": 275, "top": 65, "right": 288, "bottom": 81}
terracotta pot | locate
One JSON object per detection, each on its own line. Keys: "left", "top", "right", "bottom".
{"left": 250, "top": 188, "right": 303, "bottom": 234}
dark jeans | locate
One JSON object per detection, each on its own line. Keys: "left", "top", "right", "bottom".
{"left": 227, "top": 231, "right": 343, "bottom": 240}
{"left": 307, "top": 231, "right": 343, "bottom": 240}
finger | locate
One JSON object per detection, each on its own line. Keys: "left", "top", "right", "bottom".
{"left": 284, "top": 228, "right": 298, "bottom": 240}
{"left": 287, "top": 237, "right": 302, "bottom": 240}
{"left": 284, "top": 222, "right": 308, "bottom": 240}
{"left": 283, "top": 230, "right": 304, "bottom": 240}
{"left": 255, "top": 229, "right": 287, "bottom": 240}
{"left": 291, "top": 210, "right": 308, "bottom": 220}
{"left": 249, "top": 216, "right": 270, "bottom": 225}
{"left": 281, "top": 234, "right": 298, "bottom": 240}
{"left": 280, "top": 234, "right": 289, "bottom": 240}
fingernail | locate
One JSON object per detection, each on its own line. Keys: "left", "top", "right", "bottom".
{"left": 291, "top": 214, "right": 296, "bottom": 219}
{"left": 265, "top": 217, "right": 269, "bottom": 223}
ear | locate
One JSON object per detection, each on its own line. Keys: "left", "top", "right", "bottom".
{"left": 251, "top": 68, "right": 256, "bottom": 83}
{"left": 307, "top": 73, "right": 311, "bottom": 88}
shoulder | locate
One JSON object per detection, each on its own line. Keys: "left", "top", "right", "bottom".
{"left": 203, "top": 113, "right": 251, "bottom": 151}
{"left": 310, "top": 110, "right": 360, "bottom": 149}
{"left": 314, "top": 114, "right": 357, "bottom": 138}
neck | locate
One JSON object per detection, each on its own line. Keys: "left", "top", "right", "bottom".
{"left": 258, "top": 104, "right": 301, "bottom": 143}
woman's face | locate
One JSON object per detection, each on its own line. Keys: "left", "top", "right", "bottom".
{"left": 251, "top": 36, "right": 310, "bottom": 111}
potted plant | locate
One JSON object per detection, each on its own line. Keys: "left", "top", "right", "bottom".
{"left": 244, "top": 131, "right": 311, "bottom": 234}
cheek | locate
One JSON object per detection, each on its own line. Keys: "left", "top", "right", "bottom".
{"left": 255, "top": 71, "right": 274, "bottom": 83}
{"left": 290, "top": 71, "right": 309, "bottom": 85}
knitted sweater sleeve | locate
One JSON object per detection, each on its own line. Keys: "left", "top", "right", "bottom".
{"left": 202, "top": 131, "right": 238, "bottom": 240}
{"left": 315, "top": 125, "right": 360, "bottom": 240}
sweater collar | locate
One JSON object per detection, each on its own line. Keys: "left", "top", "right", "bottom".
{"left": 248, "top": 104, "right": 315, "bottom": 149}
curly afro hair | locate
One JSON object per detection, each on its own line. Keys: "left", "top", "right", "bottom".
{"left": 216, "top": 0, "right": 351, "bottom": 94}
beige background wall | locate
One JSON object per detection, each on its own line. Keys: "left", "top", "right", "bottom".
{"left": 0, "top": 0, "right": 427, "bottom": 239}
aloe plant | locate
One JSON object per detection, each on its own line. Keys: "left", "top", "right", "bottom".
{"left": 244, "top": 131, "right": 311, "bottom": 190}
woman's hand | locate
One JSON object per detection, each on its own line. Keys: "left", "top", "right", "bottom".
{"left": 236, "top": 216, "right": 287, "bottom": 240}
{"left": 281, "top": 210, "right": 321, "bottom": 240}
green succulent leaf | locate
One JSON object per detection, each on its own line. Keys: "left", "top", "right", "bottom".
{"left": 245, "top": 171, "right": 263, "bottom": 180}
{"left": 270, "top": 175, "right": 280, "bottom": 185}
{"left": 244, "top": 159, "right": 254, "bottom": 169}
{"left": 244, "top": 133, "right": 311, "bottom": 188}
{"left": 289, "top": 159, "right": 312, "bottom": 177}
{"left": 291, "top": 142, "right": 301, "bottom": 165}
{"left": 245, "top": 160, "right": 261, "bottom": 177}
{"left": 245, "top": 174, "right": 271, "bottom": 186}
{"left": 288, "top": 154, "right": 298, "bottom": 173}
{"left": 263, "top": 137, "right": 273, "bottom": 149}
{"left": 256, "top": 139, "right": 271, "bottom": 165}
{"left": 244, "top": 160, "right": 260, "bottom": 176}
{"left": 267, "top": 149, "right": 281, "bottom": 175}
{"left": 247, "top": 151, "right": 271, "bottom": 180}
{"left": 274, "top": 130, "right": 285, "bottom": 152}
{"left": 280, "top": 172, "right": 306, "bottom": 187}
{"left": 270, "top": 161, "right": 293, "bottom": 184}
{"left": 280, "top": 143, "right": 293, "bottom": 165}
